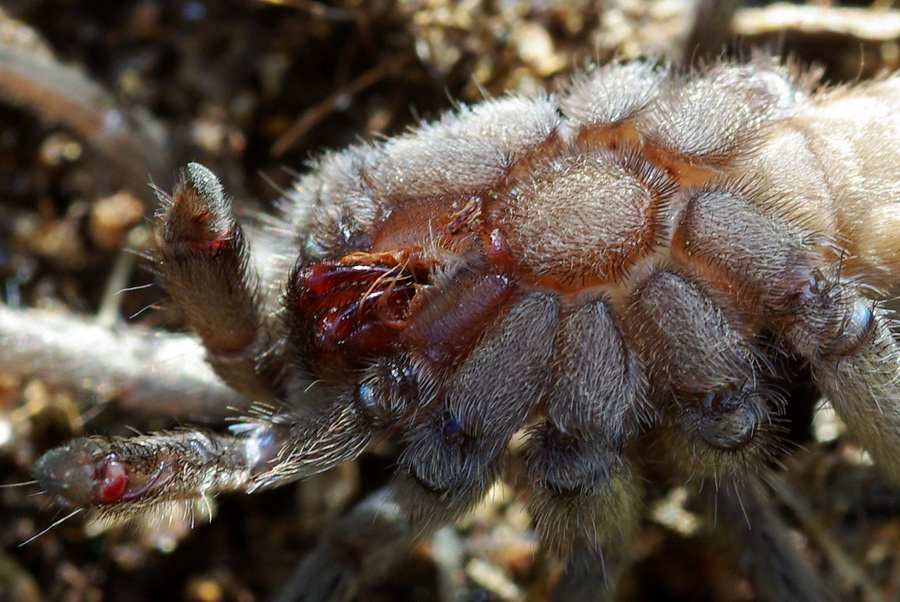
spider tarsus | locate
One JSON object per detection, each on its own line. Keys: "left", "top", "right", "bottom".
{"left": 33, "top": 438, "right": 105, "bottom": 508}
{"left": 157, "top": 163, "right": 237, "bottom": 257}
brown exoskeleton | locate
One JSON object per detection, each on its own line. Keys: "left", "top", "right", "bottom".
{"left": 4, "top": 54, "right": 900, "bottom": 600}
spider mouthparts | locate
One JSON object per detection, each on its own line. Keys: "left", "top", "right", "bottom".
{"left": 288, "top": 253, "right": 431, "bottom": 366}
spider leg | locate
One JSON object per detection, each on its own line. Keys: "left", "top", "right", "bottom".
{"left": 675, "top": 186, "right": 900, "bottom": 485}
{"left": 698, "top": 476, "right": 837, "bottom": 602}
{"left": 546, "top": 539, "right": 628, "bottom": 602}
{"left": 29, "top": 397, "right": 380, "bottom": 526}
{"left": 628, "top": 270, "right": 782, "bottom": 478}
{"left": 270, "top": 293, "right": 560, "bottom": 601}
{"left": 799, "top": 302, "right": 900, "bottom": 484}
{"left": 33, "top": 430, "right": 261, "bottom": 519}
{"left": 273, "top": 486, "right": 414, "bottom": 602}
{"left": 29, "top": 361, "right": 417, "bottom": 521}
{"left": 524, "top": 299, "right": 642, "bottom": 589}
{"left": 153, "top": 163, "right": 286, "bottom": 402}
{"left": 397, "top": 292, "right": 558, "bottom": 528}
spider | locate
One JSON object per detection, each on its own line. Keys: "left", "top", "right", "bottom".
{"left": 4, "top": 51, "right": 900, "bottom": 602}
{"left": 4, "top": 2, "right": 900, "bottom": 599}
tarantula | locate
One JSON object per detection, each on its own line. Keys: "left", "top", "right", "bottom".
{"left": 4, "top": 55, "right": 900, "bottom": 600}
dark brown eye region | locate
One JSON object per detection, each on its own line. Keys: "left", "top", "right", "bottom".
{"left": 6, "top": 55, "right": 900, "bottom": 601}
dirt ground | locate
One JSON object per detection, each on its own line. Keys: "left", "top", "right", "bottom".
{"left": 1, "top": 1, "right": 899, "bottom": 601}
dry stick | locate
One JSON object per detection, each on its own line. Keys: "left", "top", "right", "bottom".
{"left": 271, "top": 55, "right": 409, "bottom": 157}
{"left": 0, "top": 48, "right": 173, "bottom": 204}
{"left": 257, "top": 0, "right": 361, "bottom": 21}
{"left": 734, "top": 4, "right": 900, "bottom": 40}
{"left": 766, "top": 472, "right": 886, "bottom": 602}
